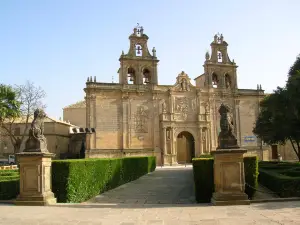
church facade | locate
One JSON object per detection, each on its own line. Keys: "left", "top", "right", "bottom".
{"left": 83, "top": 25, "right": 266, "bottom": 165}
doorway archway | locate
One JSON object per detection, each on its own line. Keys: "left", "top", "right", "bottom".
{"left": 176, "top": 131, "right": 195, "bottom": 164}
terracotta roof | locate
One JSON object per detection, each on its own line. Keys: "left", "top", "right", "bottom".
{"left": 63, "top": 100, "right": 86, "bottom": 109}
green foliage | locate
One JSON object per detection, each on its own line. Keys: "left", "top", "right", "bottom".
{"left": 197, "top": 154, "right": 213, "bottom": 159}
{"left": 192, "top": 158, "right": 214, "bottom": 203}
{"left": 0, "top": 84, "right": 21, "bottom": 122}
{"left": 244, "top": 156, "right": 259, "bottom": 199}
{"left": 0, "top": 170, "right": 19, "bottom": 176}
{"left": 258, "top": 161, "right": 300, "bottom": 197}
{"left": 52, "top": 156, "right": 156, "bottom": 203}
{"left": 253, "top": 55, "right": 300, "bottom": 161}
{"left": 192, "top": 156, "right": 258, "bottom": 203}
{"left": 0, "top": 169, "right": 20, "bottom": 200}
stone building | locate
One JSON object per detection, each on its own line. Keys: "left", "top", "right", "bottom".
{"left": 0, "top": 117, "right": 79, "bottom": 159}
{"left": 65, "top": 24, "right": 270, "bottom": 166}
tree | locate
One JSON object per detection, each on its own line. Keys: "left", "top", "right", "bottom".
{"left": 0, "top": 81, "right": 46, "bottom": 153}
{"left": 0, "top": 84, "right": 21, "bottom": 125}
{"left": 253, "top": 55, "right": 300, "bottom": 161}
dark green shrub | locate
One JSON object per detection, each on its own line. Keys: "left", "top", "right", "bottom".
{"left": 0, "top": 177, "right": 19, "bottom": 200}
{"left": 192, "top": 158, "right": 214, "bottom": 203}
{"left": 259, "top": 169, "right": 300, "bottom": 197}
{"left": 244, "top": 156, "right": 259, "bottom": 199}
{"left": 281, "top": 171, "right": 300, "bottom": 177}
{"left": 52, "top": 156, "right": 156, "bottom": 203}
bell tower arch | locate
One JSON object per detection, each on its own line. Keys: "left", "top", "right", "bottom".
{"left": 203, "top": 33, "right": 238, "bottom": 90}
{"left": 118, "top": 24, "right": 159, "bottom": 85}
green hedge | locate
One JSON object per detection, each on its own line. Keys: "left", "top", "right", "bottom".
{"left": 0, "top": 157, "right": 156, "bottom": 202}
{"left": 192, "top": 158, "right": 214, "bottom": 203}
{"left": 258, "top": 161, "right": 300, "bottom": 197}
{"left": 259, "top": 169, "right": 300, "bottom": 197}
{"left": 52, "top": 156, "right": 156, "bottom": 203}
{"left": 192, "top": 155, "right": 258, "bottom": 203}
{"left": 244, "top": 156, "right": 259, "bottom": 199}
{"left": 0, "top": 170, "right": 20, "bottom": 200}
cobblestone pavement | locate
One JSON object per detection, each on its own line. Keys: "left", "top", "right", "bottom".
{"left": 0, "top": 201, "right": 299, "bottom": 224}
{"left": 87, "top": 166, "right": 196, "bottom": 204}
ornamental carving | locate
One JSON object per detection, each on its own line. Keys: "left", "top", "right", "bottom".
{"left": 162, "top": 100, "right": 167, "bottom": 113}
{"left": 174, "top": 97, "right": 188, "bottom": 120}
{"left": 134, "top": 106, "right": 148, "bottom": 133}
{"left": 173, "top": 71, "right": 192, "bottom": 92}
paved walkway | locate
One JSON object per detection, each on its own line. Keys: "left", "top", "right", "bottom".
{"left": 87, "top": 166, "right": 196, "bottom": 204}
{"left": 0, "top": 201, "right": 299, "bottom": 224}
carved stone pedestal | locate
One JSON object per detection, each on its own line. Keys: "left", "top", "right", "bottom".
{"left": 15, "top": 152, "right": 57, "bottom": 206}
{"left": 211, "top": 149, "right": 250, "bottom": 206}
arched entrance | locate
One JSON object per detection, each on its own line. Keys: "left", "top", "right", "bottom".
{"left": 176, "top": 131, "right": 195, "bottom": 164}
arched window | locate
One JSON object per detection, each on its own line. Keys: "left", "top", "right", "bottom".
{"left": 127, "top": 67, "right": 136, "bottom": 84}
{"left": 225, "top": 74, "right": 231, "bottom": 89}
{"left": 135, "top": 44, "right": 142, "bottom": 57}
{"left": 212, "top": 73, "right": 218, "bottom": 88}
{"left": 142, "top": 68, "right": 151, "bottom": 84}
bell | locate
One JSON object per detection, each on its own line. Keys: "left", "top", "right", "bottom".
{"left": 130, "top": 76, "right": 134, "bottom": 82}
{"left": 144, "top": 77, "right": 150, "bottom": 83}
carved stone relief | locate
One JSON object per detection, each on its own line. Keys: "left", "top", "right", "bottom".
{"left": 134, "top": 106, "right": 148, "bottom": 133}
{"left": 174, "top": 97, "right": 188, "bottom": 120}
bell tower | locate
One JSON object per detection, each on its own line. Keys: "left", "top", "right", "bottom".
{"left": 203, "top": 33, "right": 238, "bottom": 90}
{"left": 118, "top": 24, "right": 159, "bottom": 85}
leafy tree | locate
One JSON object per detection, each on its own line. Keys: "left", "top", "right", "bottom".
{"left": 253, "top": 55, "right": 300, "bottom": 161}
{"left": 0, "top": 84, "right": 21, "bottom": 124}
{"left": 0, "top": 81, "right": 46, "bottom": 153}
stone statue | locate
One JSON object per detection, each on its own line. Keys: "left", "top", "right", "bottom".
{"left": 162, "top": 101, "right": 167, "bottom": 113}
{"left": 181, "top": 78, "right": 189, "bottom": 91}
{"left": 24, "top": 108, "right": 48, "bottom": 152}
{"left": 217, "top": 103, "right": 239, "bottom": 149}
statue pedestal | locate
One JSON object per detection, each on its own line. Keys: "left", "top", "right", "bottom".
{"left": 15, "top": 152, "right": 57, "bottom": 206}
{"left": 211, "top": 149, "right": 250, "bottom": 206}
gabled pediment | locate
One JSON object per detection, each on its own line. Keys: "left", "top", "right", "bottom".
{"left": 171, "top": 71, "right": 194, "bottom": 92}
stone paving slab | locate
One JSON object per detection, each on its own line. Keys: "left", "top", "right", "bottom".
{"left": 87, "top": 166, "right": 196, "bottom": 205}
{"left": 0, "top": 201, "right": 299, "bottom": 224}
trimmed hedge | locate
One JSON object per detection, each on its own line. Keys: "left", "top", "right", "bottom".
{"left": 244, "top": 156, "right": 259, "bottom": 199}
{"left": 0, "top": 170, "right": 20, "bottom": 200}
{"left": 52, "top": 156, "right": 156, "bottom": 203}
{"left": 0, "top": 157, "right": 156, "bottom": 202}
{"left": 192, "top": 155, "right": 258, "bottom": 203}
{"left": 192, "top": 158, "right": 214, "bottom": 203}
{"left": 258, "top": 161, "right": 300, "bottom": 197}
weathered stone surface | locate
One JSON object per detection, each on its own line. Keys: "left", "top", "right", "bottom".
{"left": 15, "top": 152, "right": 57, "bottom": 206}
{"left": 0, "top": 201, "right": 299, "bottom": 224}
{"left": 211, "top": 149, "right": 249, "bottom": 206}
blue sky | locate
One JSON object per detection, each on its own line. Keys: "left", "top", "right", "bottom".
{"left": 1, "top": 0, "right": 300, "bottom": 119}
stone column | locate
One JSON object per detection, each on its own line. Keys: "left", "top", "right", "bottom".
{"left": 199, "top": 127, "right": 203, "bottom": 155}
{"left": 122, "top": 95, "right": 129, "bottom": 149}
{"left": 163, "top": 127, "right": 167, "bottom": 155}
